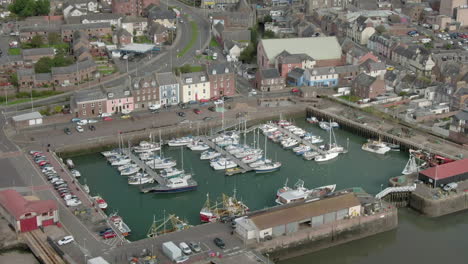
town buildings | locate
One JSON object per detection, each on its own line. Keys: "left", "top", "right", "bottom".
{"left": 256, "top": 68, "right": 285, "bottom": 91}
{"left": 156, "top": 72, "right": 180, "bottom": 106}
{"left": 112, "top": 0, "right": 160, "bottom": 17}
{"left": 207, "top": 63, "right": 236, "bottom": 97}
{"left": 180, "top": 72, "right": 210, "bottom": 103}
{"left": 352, "top": 73, "right": 386, "bottom": 99}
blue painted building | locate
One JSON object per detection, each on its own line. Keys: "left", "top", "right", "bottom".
{"left": 287, "top": 68, "right": 305, "bottom": 86}
{"left": 304, "top": 67, "right": 339, "bottom": 87}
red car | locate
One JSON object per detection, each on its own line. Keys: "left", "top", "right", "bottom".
{"left": 32, "top": 152, "right": 43, "bottom": 157}
{"left": 103, "top": 117, "right": 113, "bottom": 121}
{"left": 194, "top": 109, "right": 202, "bottom": 114}
{"left": 102, "top": 232, "right": 117, "bottom": 239}
{"left": 291, "top": 88, "right": 300, "bottom": 93}
{"left": 210, "top": 96, "right": 220, "bottom": 101}
{"left": 38, "top": 161, "right": 49, "bottom": 166}
{"left": 199, "top": 99, "right": 210, "bottom": 103}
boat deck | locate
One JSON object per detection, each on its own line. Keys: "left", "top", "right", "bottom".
{"left": 271, "top": 124, "right": 327, "bottom": 155}
{"left": 200, "top": 137, "right": 253, "bottom": 173}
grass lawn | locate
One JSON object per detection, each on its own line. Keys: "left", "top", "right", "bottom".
{"left": 134, "top": 35, "right": 152, "bottom": 44}
{"left": 8, "top": 48, "right": 21, "bottom": 55}
{"left": 210, "top": 38, "right": 219, "bottom": 47}
{"left": 177, "top": 21, "right": 198, "bottom": 58}
{"left": 339, "top": 95, "right": 361, "bottom": 103}
{"left": 0, "top": 92, "right": 63, "bottom": 106}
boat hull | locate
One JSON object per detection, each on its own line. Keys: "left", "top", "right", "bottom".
{"left": 150, "top": 185, "right": 197, "bottom": 193}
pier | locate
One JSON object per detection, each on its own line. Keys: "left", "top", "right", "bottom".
{"left": 123, "top": 148, "right": 166, "bottom": 186}
{"left": 270, "top": 123, "right": 327, "bottom": 155}
{"left": 20, "top": 230, "right": 65, "bottom": 264}
{"left": 199, "top": 137, "right": 253, "bottom": 173}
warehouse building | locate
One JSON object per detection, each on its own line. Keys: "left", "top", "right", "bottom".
{"left": 235, "top": 192, "right": 361, "bottom": 242}
{"left": 0, "top": 189, "right": 58, "bottom": 232}
{"left": 418, "top": 158, "right": 468, "bottom": 188}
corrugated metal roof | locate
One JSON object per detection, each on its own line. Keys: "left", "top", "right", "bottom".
{"left": 261, "top": 37, "right": 342, "bottom": 62}
{"left": 12, "top": 112, "right": 42, "bottom": 122}
{"left": 249, "top": 192, "right": 360, "bottom": 230}
{"left": 420, "top": 159, "right": 468, "bottom": 180}
{"left": 0, "top": 189, "right": 57, "bottom": 219}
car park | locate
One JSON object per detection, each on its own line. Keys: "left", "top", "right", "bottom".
{"left": 188, "top": 242, "right": 201, "bottom": 253}
{"left": 66, "top": 199, "right": 82, "bottom": 207}
{"left": 64, "top": 128, "right": 72, "bottom": 135}
{"left": 179, "top": 242, "right": 192, "bottom": 255}
{"left": 76, "top": 126, "right": 84, "bottom": 133}
{"left": 57, "top": 236, "right": 74, "bottom": 246}
{"left": 213, "top": 238, "right": 225, "bottom": 249}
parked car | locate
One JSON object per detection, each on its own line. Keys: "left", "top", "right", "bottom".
{"left": 77, "top": 119, "right": 88, "bottom": 126}
{"left": 99, "top": 113, "right": 112, "bottom": 117}
{"left": 213, "top": 238, "right": 225, "bottom": 249}
{"left": 57, "top": 236, "right": 74, "bottom": 246}
{"left": 193, "top": 109, "right": 202, "bottom": 114}
{"left": 103, "top": 117, "right": 113, "bottom": 121}
{"left": 208, "top": 106, "right": 215, "bottom": 112}
{"left": 203, "top": 117, "right": 213, "bottom": 121}
{"left": 64, "top": 128, "right": 72, "bottom": 135}
{"left": 88, "top": 125, "right": 96, "bottom": 131}
{"left": 177, "top": 112, "right": 186, "bottom": 117}
{"left": 179, "top": 242, "right": 192, "bottom": 255}
{"left": 188, "top": 242, "right": 201, "bottom": 253}
{"left": 103, "top": 232, "right": 117, "bottom": 239}
{"left": 121, "top": 115, "right": 131, "bottom": 119}
{"left": 199, "top": 99, "right": 210, "bottom": 103}
{"left": 76, "top": 126, "right": 84, "bottom": 133}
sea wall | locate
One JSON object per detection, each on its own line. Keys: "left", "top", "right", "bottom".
{"left": 253, "top": 208, "right": 398, "bottom": 262}
{"left": 409, "top": 191, "right": 468, "bottom": 217}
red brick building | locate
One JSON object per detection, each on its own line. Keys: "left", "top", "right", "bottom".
{"left": 112, "top": 0, "right": 160, "bottom": 17}
{"left": 72, "top": 89, "right": 108, "bottom": 118}
{"left": 207, "top": 63, "right": 236, "bottom": 97}
{"left": 352, "top": 73, "right": 386, "bottom": 99}
{"left": 0, "top": 189, "right": 58, "bottom": 232}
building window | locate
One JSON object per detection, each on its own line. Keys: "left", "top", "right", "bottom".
{"left": 137, "top": 96, "right": 140, "bottom": 101}
{"left": 142, "top": 96, "right": 145, "bottom": 100}
{"left": 203, "top": 89, "right": 206, "bottom": 93}
{"left": 91, "top": 103, "right": 95, "bottom": 107}
{"left": 188, "top": 91, "right": 191, "bottom": 96}
{"left": 98, "top": 102, "right": 102, "bottom": 106}
{"left": 82, "top": 104, "right": 85, "bottom": 108}
{"left": 82, "top": 110, "right": 86, "bottom": 115}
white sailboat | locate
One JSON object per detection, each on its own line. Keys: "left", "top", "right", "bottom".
{"left": 255, "top": 134, "right": 281, "bottom": 173}
{"left": 315, "top": 121, "right": 341, "bottom": 162}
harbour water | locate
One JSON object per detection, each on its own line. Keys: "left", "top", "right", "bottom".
{"left": 70, "top": 116, "right": 468, "bottom": 263}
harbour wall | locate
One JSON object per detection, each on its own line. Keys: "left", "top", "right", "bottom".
{"left": 253, "top": 208, "right": 398, "bottom": 262}
{"left": 409, "top": 191, "right": 468, "bottom": 217}
{"left": 306, "top": 106, "right": 459, "bottom": 160}
{"left": 55, "top": 109, "right": 305, "bottom": 157}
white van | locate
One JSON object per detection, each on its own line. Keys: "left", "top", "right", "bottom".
{"left": 179, "top": 242, "right": 192, "bottom": 255}
{"left": 420, "top": 38, "right": 431, "bottom": 44}
{"left": 99, "top": 113, "right": 112, "bottom": 117}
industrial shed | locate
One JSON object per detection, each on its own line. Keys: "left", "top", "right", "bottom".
{"left": 235, "top": 192, "right": 361, "bottom": 241}
{"left": 11, "top": 111, "right": 43, "bottom": 128}
{"left": 418, "top": 158, "right": 468, "bottom": 187}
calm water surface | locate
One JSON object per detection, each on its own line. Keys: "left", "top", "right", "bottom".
{"left": 72, "top": 118, "right": 468, "bottom": 263}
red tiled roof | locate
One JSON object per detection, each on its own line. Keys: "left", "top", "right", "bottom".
{"left": 0, "top": 189, "right": 57, "bottom": 219}
{"left": 420, "top": 159, "right": 468, "bottom": 180}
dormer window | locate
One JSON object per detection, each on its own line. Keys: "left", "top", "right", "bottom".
{"left": 212, "top": 69, "right": 217, "bottom": 75}
{"left": 225, "top": 68, "right": 229, "bottom": 73}
{"left": 186, "top": 77, "right": 192, "bottom": 83}
{"left": 200, "top": 76, "right": 206, "bottom": 81}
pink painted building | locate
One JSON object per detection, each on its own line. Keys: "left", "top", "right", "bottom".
{"left": 105, "top": 87, "right": 134, "bottom": 114}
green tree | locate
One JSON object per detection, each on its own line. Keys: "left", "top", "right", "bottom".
{"left": 263, "top": 30, "right": 275, "bottom": 39}
{"left": 52, "top": 55, "right": 74, "bottom": 67}
{"left": 47, "top": 32, "right": 61, "bottom": 45}
{"left": 263, "top": 14, "right": 272, "bottom": 23}
{"left": 35, "top": 0, "right": 50, "bottom": 15}
{"left": 35, "top": 57, "right": 53, "bottom": 73}
{"left": 9, "top": 73, "right": 18, "bottom": 88}
{"left": 30, "top": 35, "right": 43, "bottom": 48}
{"left": 375, "top": 25, "right": 386, "bottom": 34}
{"left": 239, "top": 43, "right": 256, "bottom": 63}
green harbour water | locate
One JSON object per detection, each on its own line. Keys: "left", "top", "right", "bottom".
{"left": 72, "top": 117, "right": 468, "bottom": 263}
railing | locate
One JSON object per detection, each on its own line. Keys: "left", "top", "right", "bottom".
{"left": 375, "top": 184, "right": 417, "bottom": 200}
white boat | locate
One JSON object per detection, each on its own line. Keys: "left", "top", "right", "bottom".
{"left": 303, "top": 151, "right": 319, "bottom": 160}
{"left": 212, "top": 132, "right": 239, "bottom": 143}
{"left": 161, "top": 167, "right": 184, "bottom": 178}
{"left": 139, "top": 153, "right": 161, "bottom": 161}
{"left": 66, "top": 159, "right": 75, "bottom": 169}
{"left": 306, "top": 117, "right": 318, "bottom": 123}
{"left": 111, "top": 158, "right": 132, "bottom": 166}
{"left": 128, "top": 175, "right": 154, "bottom": 185}
{"left": 167, "top": 137, "right": 192, "bottom": 147}
{"left": 117, "top": 163, "right": 139, "bottom": 172}
{"left": 234, "top": 148, "right": 262, "bottom": 159}
{"left": 211, "top": 160, "right": 237, "bottom": 170}
{"left": 304, "top": 134, "right": 323, "bottom": 144}
{"left": 402, "top": 153, "right": 424, "bottom": 175}
{"left": 70, "top": 169, "right": 81, "bottom": 178}
{"left": 362, "top": 139, "right": 391, "bottom": 155}
{"left": 82, "top": 184, "right": 90, "bottom": 194}
{"left": 331, "top": 122, "right": 339, "bottom": 128}
{"left": 146, "top": 159, "right": 177, "bottom": 169}
{"left": 200, "top": 150, "right": 221, "bottom": 160}
{"left": 242, "top": 154, "right": 262, "bottom": 164}
{"left": 93, "top": 196, "right": 108, "bottom": 210}
{"left": 120, "top": 166, "right": 140, "bottom": 176}
{"left": 133, "top": 141, "right": 161, "bottom": 153}
{"left": 249, "top": 158, "right": 272, "bottom": 168}
{"left": 315, "top": 152, "right": 339, "bottom": 162}
{"left": 216, "top": 138, "right": 239, "bottom": 147}
{"left": 319, "top": 122, "right": 331, "bottom": 131}
{"left": 188, "top": 141, "right": 210, "bottom": 151}
{"left": 275, "top": 180, "right": 336, "bottom": 205}
{"left": 255, "top": 162, "right": 282, "bottom": 173}
{"left": 281, "top": 139, "right": 299, "bottom": 149}
{"left": 101, "top": 149, "right": 120, "bottom": 157}
{"left": 292, "top": 144, "right": 311, "bottom": 155}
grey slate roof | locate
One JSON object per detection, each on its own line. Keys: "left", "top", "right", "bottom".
{"left": 35, "top": 73, "right": 52, "bottom": 81}
{"left": 335, "top": 65, "right": 360, "bottom": 74}
{"left": 148, "top": 8, "right": 176, "bottom": 20}
{"left": 105, "top": 85, "right": 131, "bottom": 99}
{"left": 61, "top": 22, "right": 111, "bottom": 31}
{"left": 81, "top": 13, "right": 122, "bottom": 21}
{"left": 19, "top": 25, "right": 61, "bottom": 33}
{"left": 354, "top": 73, "right": 376, "bottom": 87}
{"left": 180, "top": 72, "right": 208, "bottom": 85}
{"left": 261, "top": 68, "right": 280, "bottom": 79}
{"left": 208, "top": 63, "right": 232, "bottom": 75}
{"left": 51, "top": 59, "right": 96, "bottom": 75}
{"left": 156, "top": 72, "right": 178, "bottom": 86}
{"left": 122, "top": 16, "right": 147, "bottom": 23}
{"left": 17, "top": 68, "right": 34, "bottom": 77}
{"left": 288, "top": 68, "right": 305, "bottom": 80}
{"left": 74, "top": 89, "right": 106, "bottom": 103}
{"left": 454, "top": 109, "right": 468, "bottom": 121}
{"left": 308, "top": 67, "right": 336, "bottom": 76}
{"left": 22, "top": 48, "right": 55, "bottom": 57}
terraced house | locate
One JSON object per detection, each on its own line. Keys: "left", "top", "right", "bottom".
{"left": 156, "top": 72, "right": 179, "bottom": 106}
{"left": 179, "top": 72, "right": 210, "bottom": 103}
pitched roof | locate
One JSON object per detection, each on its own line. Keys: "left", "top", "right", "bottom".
{"left": 180, "top": 72, "right": 208, "bottom": 85}
{"left": 208, "top": 63, "right": 232, "bottom": 75}
{"left": 81, "top": 13, "right": 122, "bottom": 21}
{"left": 454, "top": 109, "right": 468, "bottom": 121}
{"left": 261, "top": 68, "right": 280, "bottom": 79}
{"left": 17, "top": 68, "right": 34, "bottom": 77}
{"left": 156, "top": 72, "right": 178, "bottom": 86}
{"left": 419, "top": 159, "right": 468, "bottom": 181}
{"left": 260, "top": 37, "right": 342, "bottom": 61}
{"left": 249, "top": 193, "right": 360, "bottom": 230}
{"left": 74, "top": 88, "right": 106, "bottom": 102}
{"left": 12, "top": 112, "right": 42, "bottom": 122}
{"left": 354, "top": 73, "right": 376, "bottom": 86}
{"left": 0, "top": 189, "right": 57, "bottom": 219}
{"left": 51, "top": 59, "right": 96, "bottom": 75}
{"left": 61, "top": 22, "right": 111, "bottom": 31}
{"left": 287, "top": 68, "right": 305, "bottom": 79}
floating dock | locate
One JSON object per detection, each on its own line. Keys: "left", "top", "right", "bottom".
{"left": 200, "top": 137, "right": 253, "bottom": 173}
{"left": 270, "top": 123, "right": 327, "bottom": 155}
{"left": 123, "top": 148, "right": 167, "bottom": 192}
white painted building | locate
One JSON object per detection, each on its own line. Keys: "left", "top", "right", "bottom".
{"left": 179, "top": 72, "right": 211, "bottom": 103}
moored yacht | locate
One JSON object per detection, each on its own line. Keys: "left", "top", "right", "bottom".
{"left": 315, "top": 152, "right": 339, "bottom": 162}
{"left": 120, "top": 166, "right": 140, "bottom": 176}
{"left": 362, "top": 139, "right": 391, "bottom": 154}
{"left": 133, "top": 141, "right": 161, "bottom": 153}
{"left": 200, "top": 150, "right": 221, "bottom": 160}
{"left": 167, "top": 137, "right": 192, "bottom": 147}
{"left": 150, "top": 175, "right": 198, "bottom": 193}
{"left": 254, "top": 161, "right": 281, "bottom": 173}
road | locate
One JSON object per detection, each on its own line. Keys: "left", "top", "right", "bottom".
{"left": 1, "top": 0, "right": 211, "bottom": 113}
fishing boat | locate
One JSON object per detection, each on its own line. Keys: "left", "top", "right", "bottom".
{"left": 133, "top": 141, "right": 161, "bottom": 153}
{"left": 161, "top": 167, "right": 184, "bottom": 178}
{"left": 386, "top": 143, "right": 400, "bottom": 151}
{"left": 199, "top": 191, "right": 249, "bottom": 223}
{"left": 146, "top": 158, "right": 177, "bottom": 169}
{"left": 303, "top": 151, "right": 319, "bottom": 160}
{"left": 150, "top": 175, "right": 198, "bottom": 193}
{"left": 128, "top": 175, "right": 154, "bottom": 185}
{"left": 93, "top": 196, "right": 108, "bottom": 210}
{"left": 121, "top": 166, "right": 140, "bottom": 176}
{"left": 167, "top": 137, "right": 192, "bottom": 147}
{"left": 362, "top": 139, "right": 391, "bottom": 154}
{"left": 306, "top": 117, "right": 319, "bottom": 123}
{"left": 70, "top": 169, "right": 81, "bottom": 178}
{"left": 275, "top": 180, "right": 336, "bottom": 205}
{"left": 200, "top": 150, "right": 221, "bottom": 160}
{"left": 109, "top": 213, "right": 131, "bottom": 236}
{"left": 402, "top": 153, "right": 425, "bottom": 175}
{"left": 66, "top": 159, "right": 75, "bottom": 169}
{"left": 117, "top": 163, "right": 139, "bottom": 172}
{"left": 147, "top": 214, "right": 191, "bottom": 238}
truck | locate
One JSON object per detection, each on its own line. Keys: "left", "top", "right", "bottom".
{"left": 162, "top": 241, "right": 189, "bottom": 263}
